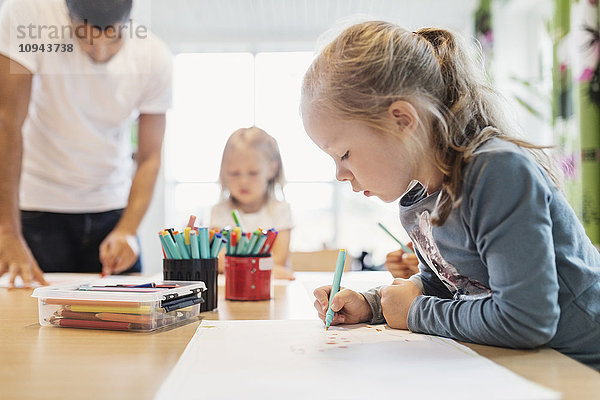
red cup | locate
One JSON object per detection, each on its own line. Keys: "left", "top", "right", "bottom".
{"left": 224, "top": 255, "right": 273, "bottom": 300}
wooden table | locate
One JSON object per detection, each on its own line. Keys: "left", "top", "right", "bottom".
{"left": 1, "top": 272, "right": 599, "bottom": 399}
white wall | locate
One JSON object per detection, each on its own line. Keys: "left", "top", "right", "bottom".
{"left": 134, "top": 0, "right": 477, "bottom": 53}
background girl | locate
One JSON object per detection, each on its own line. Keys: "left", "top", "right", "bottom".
{"left": 304, "top": 21, "right": 600, "bottom": 369}
{"left": 210, "top": 126, "right": 295, "bottom": 280}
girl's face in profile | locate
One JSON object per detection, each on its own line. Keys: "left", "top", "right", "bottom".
{"left": 224, "top": 147, "right": 274, "bottom": 211}
{"left": 302, "top": 108, "right": 416, "bottom": 203}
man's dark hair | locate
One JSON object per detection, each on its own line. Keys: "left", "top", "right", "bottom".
{"left": 66, "top": 0, "right": 133, "bottom": 30}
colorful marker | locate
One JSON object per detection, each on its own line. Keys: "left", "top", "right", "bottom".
{"left": 184, "top": 227, "right": 192, "bottom": 255}
{"left": 174, "top": 232, "right": 190, "bottom": 259}
{"left": 162, "top": 231, "right": 182, "bottom": 259}
{"left": 236, "top": 234, "right": 249, "bottom": 255}
{"left": 231, "top": 209, "right": 244, "bottom": 231}
{"left": 260, "top": 229, "right": 278, "bottom": 254}
{"left": 245, "top": 229, "right": 261, "bottom": 255}
{"left": 377, "top": 222, "right": 413, "bottom": 254}
{"left": 210, "top": 233, "right": 223, "bottom": 258}
{"left": 190, "top": 230, "right": 200, "bottom": 259}
{"left": 199, "top": 228, "right": 209, "bottom": 259}
{"left": 325, "top": 248, "right": 347, "bottom": 330}
{"left": 158, "top": 231, "right": 173, "bottom": 259}
{"left": 251, "top": 230, "right": 268, "bottom": 255}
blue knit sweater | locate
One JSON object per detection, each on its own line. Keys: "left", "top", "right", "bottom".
{"left": 362, "top": 139, "right": 600, "bottom": 369}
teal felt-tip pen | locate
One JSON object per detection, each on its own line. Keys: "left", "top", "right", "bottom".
{"left": 377, "top": 222, "right": 413, "bottom": 254}
{"left": 325, "top": 248, "right": 346, "bottom": 330}
{"left": 231, "top": 209, "right": 244, "bottom": 231}
{"left": 174, "top": 232, "right": 190, "bottom": 259}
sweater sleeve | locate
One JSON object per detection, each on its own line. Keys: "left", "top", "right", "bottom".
{"left": 406, "top": 151, "right": 561, "bottom": 348}
{"left": 361, "top": 287, "right": 385, "bottom": 324}
{"left": 361, "top": 256, "right": 452, "bottom": 325}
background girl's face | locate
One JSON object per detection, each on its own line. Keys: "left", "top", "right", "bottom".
{"left": 224, "top": 147, "right": 274, "bottom": 209}
{"left": 302, "top": 108, "right": 415, "bottom": 203}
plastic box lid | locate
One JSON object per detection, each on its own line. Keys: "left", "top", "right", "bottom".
{"left": 32, "top": 280, "right": 206, "bottom": 305}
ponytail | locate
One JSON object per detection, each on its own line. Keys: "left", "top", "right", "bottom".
{"left": 413, "top": 28, "right": 502, "bottom": 223}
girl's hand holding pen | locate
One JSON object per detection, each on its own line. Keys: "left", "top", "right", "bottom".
{"left": 313, "top": 286, "right": 372, "bottom": 326}
{"left": 385, "top": 242, "right": 419, "bottom": 279}
{"left": 379, "top": 278, "right": 422, "bottom": 330}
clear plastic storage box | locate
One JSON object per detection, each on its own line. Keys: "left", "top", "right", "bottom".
{"left": 32, "top": 280, "right": 206, "bottom": 332}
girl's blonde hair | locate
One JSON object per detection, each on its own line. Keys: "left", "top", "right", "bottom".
{"left": 218, "top": 126, "right": 285, "bottom": 203}
{"left": 302, "top": 21, "right": 559, "bottom": 226}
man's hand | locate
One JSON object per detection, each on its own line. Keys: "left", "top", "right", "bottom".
{"left": 99, "top": 229, "right": 139, "bottom": 276}
{"left": 313, "top": 286, "right": 372, "bottom": 326}
{"left": 379, "top": 278, "right": 422, "bottom": 330}
{"left": 0, "top": 231, "right": 47, "bottom": 288}
{"left": 385, "top": 242, "right": 419, "bottom": 279}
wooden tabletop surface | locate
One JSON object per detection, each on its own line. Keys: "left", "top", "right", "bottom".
{"left": 1, "top": 272, "right": 599, "bottom": 399}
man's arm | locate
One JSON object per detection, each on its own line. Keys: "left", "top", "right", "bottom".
{"left": 99, "top": 113, "right": 166, "bottom": 275}
{"left": 0, "top": 54, "right": 47, "bottom": 287}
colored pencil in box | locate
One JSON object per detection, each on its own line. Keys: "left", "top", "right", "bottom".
{"left": 56, "top": 309, "right": 100, "bottom": 321}
{"left": 66, "top": 305, "right": 153, "bottom": 314}
{"left": 96, "top": 313, "right": 154, "bottom": 324}
{"left": 50, "top": 316, "right": 132, "bottom": 331}
{"left": 44, "top": 299, "right": 144, "bottom": 307}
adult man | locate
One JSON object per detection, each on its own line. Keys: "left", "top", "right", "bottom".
{"left": 0, "top": 0, "right": 172, "bottom": 287}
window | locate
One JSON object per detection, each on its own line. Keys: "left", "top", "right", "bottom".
{"left": 166, "top": 52, "right": 410, "bottom": 265}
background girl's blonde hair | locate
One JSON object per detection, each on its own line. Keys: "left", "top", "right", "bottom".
{"left": 219, "top": 126, "right": 286, "bottom": 203}
{"left": 302, "top": 21, "right": 559, "bottom": 226}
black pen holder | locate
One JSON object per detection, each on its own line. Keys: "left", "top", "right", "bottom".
{"left": 163, "top": 258, "right": 218, "bottom": 312}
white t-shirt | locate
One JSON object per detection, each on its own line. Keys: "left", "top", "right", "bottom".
{"left": 0, "top": 0, "right": 172, "bottom": 212}
{"left": 210, "top": 198, "right": 294, "bottom": 232}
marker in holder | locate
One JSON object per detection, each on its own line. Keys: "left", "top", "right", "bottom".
{"left": 224, "top": 255, "right": 273, "bottom": 300}
{"left": 163, "top": 258, "right": 218, "bottom": 312}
